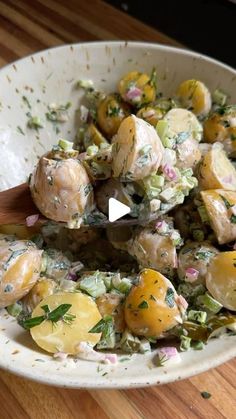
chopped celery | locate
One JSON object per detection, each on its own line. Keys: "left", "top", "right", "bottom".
{"left": 114, "top": 277, "right": 132, "bottom": 295}
{"left": 28, "top": 116, "right": 44, "bottom": 129}
{"left": 160, "top": 187, "right": 175, "bottom": 202}
{"left": 120, "top": 329, "right": 141, "bottom": 353}
{"left": 212, "top": 88, "right": 227, "bottom": 106}
{"left": 197, "top": 206, "right": 209, "bottom": 223}
{"left": 156, "top": 120, "right": 174, "bottom": 148}
{"left": 180, "top": 335, "right": 191, "bottom": 351}
{"left": 86, "top": 144, "right": 99, "bottom": 156}
{"left": 7, "top": 302, "right": 22, "bottom": 317}
{"left": 79, "top": 271, "right": 106, "bottom": 297}
{"left": 139, "top": 339, "right": 151, "bottom": 354}
{"left": 150, "top": 199, "right": 161, "bottom": 212}
{"left": 58, "top": 138, "right": 74, "bottom": 151}
{"left": 191, "top": 340, "right": 204, "bottom": 350}
{"left": 188, "top": 310, "right": 207, "bottom": 324}
{"left": 197, "top": 293, "right": 223, "bottom": 314}
{"left": 76, "top": 79, "right": 94, "bottom": 90}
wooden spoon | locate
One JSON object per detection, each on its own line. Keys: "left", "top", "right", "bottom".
{"left": 0, "top": 183, "right": 173, "bottom": 228}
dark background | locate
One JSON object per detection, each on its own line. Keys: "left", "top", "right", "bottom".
{"left": 106, "top": 0, "right": 236, "bottom": 68}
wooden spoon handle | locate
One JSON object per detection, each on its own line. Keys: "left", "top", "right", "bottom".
{"left": 0, "top": 183, "right": 44, "bottom": 225}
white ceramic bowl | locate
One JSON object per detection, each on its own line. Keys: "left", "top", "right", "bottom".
{"left": 0, "top": 42, "right": 235, "bottom": 388}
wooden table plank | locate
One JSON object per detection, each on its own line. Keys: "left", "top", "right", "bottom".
{"left": 0, "top": 1, "right": 235, "bottom": 418}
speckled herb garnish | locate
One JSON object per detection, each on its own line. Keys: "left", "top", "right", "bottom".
{"left": 220, "top": 194, "right": 233, "bottom": 209}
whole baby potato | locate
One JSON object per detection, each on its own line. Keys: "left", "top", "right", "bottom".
{"left": 30, "top": 151, "right": 94, "bottom": 225}
{"left": 124, "top": 269, "right": 182, "bottom": 338}
{"left": 30, "top": 292, "right": 102, "bottom": 354}
{"left": 97, "top": 94, "right": 130, "bottom": 138}
{"left": 0, "top": 235, "right": 42, "bottom": 308}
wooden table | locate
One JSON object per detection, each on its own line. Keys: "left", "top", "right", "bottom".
{"left": 0, "top": 1, "right": 235, "bottom": 417}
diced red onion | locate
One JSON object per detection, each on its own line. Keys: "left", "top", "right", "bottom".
{"left": 68, "top": 272, "right": 77, "bottom": 281}
{"left": 78, "top": 152, "right": 87, "bottom": 161}
{"left": 185, "top": 267, "right": 199, "bottom": 282}
{"left": 155, "top": 220, "right": 168, "bottom": 234}
{"left": 53, "top": 352, "right": 68, "bottom": 360}
{"left": 142, "top": 109, "right": 156, "bottom": 118}
{"left": 176, "top": 294, "right": 188, "bottom": 310}
{"left": 75, "top": 342, "right": 118, "bottom": 364}
{"left": 157, "top": 346, "right": 181, "bottom": 364}
{"left": 222, "top": 175, "right": 233, "bottom": 184}
{"left": 80, "top": 105, "right": 89, "bottom": 122}
{"left": 126, "top": 86, "right": 142, "bottom": 101}
{"left": 162, "top": 164, "right": 178, "bottom": 181}
{"left": 26, "top": 214, "right": 39, "bottom": 227}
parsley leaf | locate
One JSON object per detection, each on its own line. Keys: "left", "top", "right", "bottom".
{"left": 220, "top": 194, "right": 233, "bottom": 209}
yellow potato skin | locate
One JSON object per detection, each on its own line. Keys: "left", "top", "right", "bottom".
{"left": 118, "top": 71, "right": 156, "bottom": 106}
{"left": 83, "top": 123, "right": 108, "bottom": 149}
{"left": 176, "top": 79, "right": 211, "bottom": 117}
{"left": 201, "top": 189, "right": 236, "bottom": 244}
{"left": 22, "top": 277, "right": 57, "bottom": 312}
{"left": 204, "top": 108, "right": 236, "bottom": 157}
{"left": 136, "top": 105, "right": 164, "bottom": 127}
{"left": 0, "top": 224, "right": 40, "bottom": 239}
{"left": 124, "top": 269, "right": 180, "bottom": 338}
{"left": 206, "top": 251, "right": 236, "bottom": 311}
{"left": 0, "top": 238, "right": 42, "bottom": 308}
{"left": 30, "top": 293, "right": 102, "bottom": 354}
{"left": 198, "top": 145, "right": 236, "bottom": 190}
{"left": 97, "top": 94, "right": 130, "bottom": 138}
{"left": 96, "top": 293, "right": 125, "bottom": 332}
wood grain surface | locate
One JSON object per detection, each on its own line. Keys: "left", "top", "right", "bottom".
{"left": 0, "top": 1, "right": 235, "bottom": 418}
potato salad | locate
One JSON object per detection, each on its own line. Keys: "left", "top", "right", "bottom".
{"left": 1, "top": 69, "right": 236, "bottom": 366}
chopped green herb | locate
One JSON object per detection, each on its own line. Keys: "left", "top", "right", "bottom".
{"left": 107, "top": 106, "right": 120, "bottom": 117}
{"left": 119, "top": 357, "right": 131, "bottom": 362}
{"left": 156, "top": 352, "right": 168, "bottom": 367}
{"left": 17, "top": 126, "right": 25, "bottom": 135}
{"left": 149, "top": 294, "right": 157, "bottom": 302}
{"left": 28, "top": 116, "right": 44, "bottom": 130}
{"left": 150, "top": 67, "right": 157, "bottom": 89}
{"left": 230, "top": 215, "right": 236, "bottom": 224}
{"left": 201, "top": 391, "right": 211, "bottom": 399}
{"left": 21, "top": 303, "right": 74, "bottom": 329}
{"left": 165, "top": 287, "right": 175, "bottom": 308}
{"left": 22, "top": 95, "right": 31, "bottom": 109}
{"left": 89, "top": 315, "right": 113, "bottom": 334}
{"left": 3, "top": 249, "right": 26, "bottom": 270}
{"left": 138, "top": 300, "right": 149, "bottom": 309}
{"left": 195, "top": 249, "right": 215, "bottom": 262}
{"left": 220, "top": 194, "right": 233, "bottom": 209}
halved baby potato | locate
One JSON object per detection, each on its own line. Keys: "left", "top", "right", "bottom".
{"left": 30, "top": 292, "right": 102, "bottom": 354}
{"left": 201, "top": 189, "right": 236, "bottom": 244}
{"left": 206, "top": 251, "right": 236, "bottom": 311}
{"left": 118, "top": 71, "right": 156, "bottom": 106}
{"left": 203, "top": 106, "right": 236, "bottom": 157}
{"left": 163, "top": 108, "right": 202, "bottom": 169}
{"left": 22, "top": 277, "right": 57, "bottom": 312}
{"left": 0, "top": 236, "right": 42, "bottom": 308}
{"left": 198, "top": 144, "right": 236, "bottom": 190}
{"left": 124, "top": 269, "right": 181, "bottom": 338}
{"left": 176, "top": 79, "right": 211, "bottom": 117}
{"left": 112, "top": 115, "right": 164, "bottom": 180}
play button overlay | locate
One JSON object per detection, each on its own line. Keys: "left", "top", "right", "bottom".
{"left": 108, "top": 198, "right": 131, "bottom": 222}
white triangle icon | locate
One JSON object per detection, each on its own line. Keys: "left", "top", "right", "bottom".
{"left": 108, "top": 198, "right": 131, "bottom": 222}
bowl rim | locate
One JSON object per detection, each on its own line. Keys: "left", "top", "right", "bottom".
{"left": 0, "top": 40, "right": 235, "bottom": 76}
{"left": 0, "top": 40, "right": 235, "bottom": 389}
